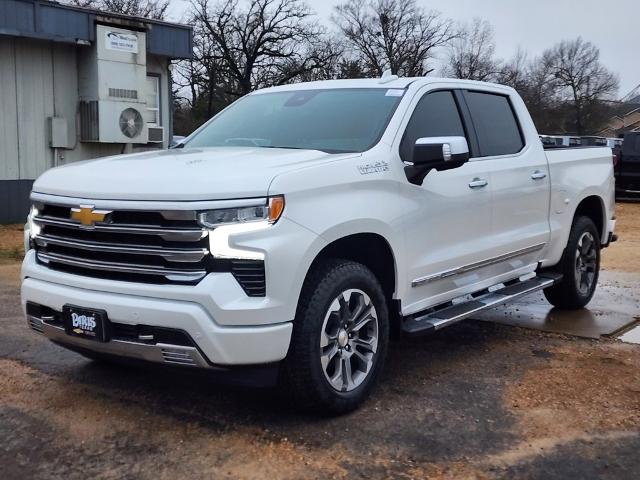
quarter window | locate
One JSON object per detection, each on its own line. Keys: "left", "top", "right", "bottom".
{"left": 399, "top": 91, "right": 467, "bottom": 163}
{"left": 464, "top": 91, "right": 524, "bottom": 157}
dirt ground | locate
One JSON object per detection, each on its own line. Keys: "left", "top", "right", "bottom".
{"left": 601, "top": 202, "right": 640, "bottom": 272}
{"left": 1, "top": 203, "right": 639, "bottom": 479}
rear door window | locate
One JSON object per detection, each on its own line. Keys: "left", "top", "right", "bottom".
{"left": 464, "top": 91, "right": 524, "bottom": 157}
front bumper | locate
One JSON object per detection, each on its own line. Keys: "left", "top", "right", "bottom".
{"left": 22, "top": 275, "right": 293, "bottom": 366}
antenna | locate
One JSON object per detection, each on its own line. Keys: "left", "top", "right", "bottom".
{"left": 378, "top": 69, "right": 399, "bottom": 84}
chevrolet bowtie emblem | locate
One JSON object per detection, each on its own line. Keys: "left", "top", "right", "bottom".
{"left": 70, "top": 206, "right": 112, "bottom": 227}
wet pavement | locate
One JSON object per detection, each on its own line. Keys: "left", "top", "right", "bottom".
{"left": 478, "top": 271, "right": 640, "bottom": 340}
{"left": 1, "top": 262, "right": 639, "bottom": 479}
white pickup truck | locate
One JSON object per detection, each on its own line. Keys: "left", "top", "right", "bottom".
{"left": 22, "top": 76, "right": 616, "bottom": 413}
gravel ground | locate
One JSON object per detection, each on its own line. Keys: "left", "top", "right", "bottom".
{"left": 0, "top": 203, "right": 639, "bottom": 479}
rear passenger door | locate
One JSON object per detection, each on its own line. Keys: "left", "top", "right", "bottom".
{"left": 462, "top": 90, "right": 550, "bottom": 269}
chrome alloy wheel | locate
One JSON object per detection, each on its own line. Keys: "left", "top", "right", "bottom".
{"left": 320, "top": 289, "right": 379, "bottom": 392}
{"left": 574, "top": 231, "right": 598, "bottom": 296}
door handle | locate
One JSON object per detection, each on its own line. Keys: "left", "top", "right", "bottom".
{"left": 468, "top": 178, "right": 488, "bottom": 189}
{"left": 531, "top": 170, "right": 547, "bottom": 180}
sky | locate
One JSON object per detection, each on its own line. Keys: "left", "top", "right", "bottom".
{"left": 167, "top": 0, "right": 639, "bottom": 98}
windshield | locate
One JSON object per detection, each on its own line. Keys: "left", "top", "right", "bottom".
{"left": 184, "top": 88, "right": 404, "bottom": 153}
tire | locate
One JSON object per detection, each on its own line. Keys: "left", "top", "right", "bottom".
{"left": 543, "top": 216, "right": 601, "bottom": 309}
{"left": 283, "top": 259, "right": 389, "bottom": 415}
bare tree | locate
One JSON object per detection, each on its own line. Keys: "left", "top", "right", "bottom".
{"left": 190, "top": 0, "right": 334, "bottom": 97}
{"left": 496, "top": 47, "right": 528, "bottom": 91}
{"left": 542, "top": 37, "right": 619, "bottom": 134}
{"left": 333, "top": 0, "right": 455, "bottom": 77}
{"left": 443, "top": 18, "right": 500, "bottom": 81}
{"left": 66, "top": 0, "right": 169, "bottom": 19}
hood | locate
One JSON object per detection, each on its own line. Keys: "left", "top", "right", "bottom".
{"left": 33, "top": 147, "right": 353, "bottom": 201}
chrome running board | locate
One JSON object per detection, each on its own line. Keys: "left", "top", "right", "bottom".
{"left": 402, "top": 273, "right": 562, "bottom": 335}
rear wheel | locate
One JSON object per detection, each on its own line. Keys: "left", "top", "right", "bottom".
{"left": 283, "top": 260, "right": 389, "bottom": 414}
{"left": 543, "top": 216, "right": 600, "bottom": 309}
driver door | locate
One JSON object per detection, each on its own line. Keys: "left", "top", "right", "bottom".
{"left": 398, "top": 89, "right": 496, "bottom": 314}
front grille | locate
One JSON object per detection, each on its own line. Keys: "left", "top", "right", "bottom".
{"left": 33, "top": 202, "right": 210, "bottom": 285}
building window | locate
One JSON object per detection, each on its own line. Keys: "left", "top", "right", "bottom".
{"left": 146, "top": 75, "right": 160, "bottom": 126}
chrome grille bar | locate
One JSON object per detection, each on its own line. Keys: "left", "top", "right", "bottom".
{"left": 33, "top": 215, "right": 207, "bottom": 242}
{"left": 37, "top": 251, "right": 207, "bottom": 283}
{"left": 34, "top": 234, "right": 208, "bottom": 263}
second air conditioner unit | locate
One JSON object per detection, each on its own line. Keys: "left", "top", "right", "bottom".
{"left": 148, "top": 126, "right": 164, "bottom": 143}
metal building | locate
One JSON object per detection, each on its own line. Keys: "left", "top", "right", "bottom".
{"left": 0, "top": 0, "right": 192, "bottom": 223}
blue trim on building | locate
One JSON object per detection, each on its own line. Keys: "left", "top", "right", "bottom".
{"left": 0, "top": 179, "right": 33, "bottom": 224}
{"left": 0, "top": 0, "right": 193, "bottom": 59}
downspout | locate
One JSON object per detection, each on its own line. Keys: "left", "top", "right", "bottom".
{"left": 168, "top": 60, "right": 174, "bottom": 149}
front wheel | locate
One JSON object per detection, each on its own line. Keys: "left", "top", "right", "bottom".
{"left": 283, "top": 260, "right": 389, "bottom": 415}
{"left": 543, "top": 216, "right": 601, "bottom": 309}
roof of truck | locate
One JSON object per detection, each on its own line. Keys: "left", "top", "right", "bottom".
{"left": 254, "top": 76, "right": 513, "bottom": 94}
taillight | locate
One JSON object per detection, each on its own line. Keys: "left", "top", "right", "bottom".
{"left": 612, "top": 151, "right": 620, "bottom": 168}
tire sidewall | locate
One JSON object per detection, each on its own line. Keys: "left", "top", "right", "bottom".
{"left": 295, "top": 261, "right": 389, "bottom": 410}
{"left": 565, "top": 217, "right": 601, "bottom": 304}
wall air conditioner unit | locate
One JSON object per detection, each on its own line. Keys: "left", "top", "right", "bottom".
{"left": 78, "top": 25, "right": 148, "bottom": 144}
{"left": 80, "top": 101, "right": 148, "bottom": 143}
{"left": 148, "top": 126, "right": 164, "bottom": 143}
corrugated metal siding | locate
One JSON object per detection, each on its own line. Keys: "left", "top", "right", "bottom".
{"left": 15, "top": 39, "right": 54, "bottom": 179}
{"left": 52, "top": 42, "right": 79, "bottom": 149}
{"left": 0, "top": 38, "right": 19, "bottom": 181}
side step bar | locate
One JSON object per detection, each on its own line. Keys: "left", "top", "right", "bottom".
{"left": 401, "top": 273, "right": 562, "bottom": 335}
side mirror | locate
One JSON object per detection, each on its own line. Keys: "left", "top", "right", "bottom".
{"left": 405, "top": 136, "right": 470, "bottom": 185}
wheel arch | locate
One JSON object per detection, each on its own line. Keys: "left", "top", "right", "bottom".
{"left": 303, "top": 232, "right": 398, "bottom": 302}
{"left": 573, "top": 194, "right": 607, "bottom": 244}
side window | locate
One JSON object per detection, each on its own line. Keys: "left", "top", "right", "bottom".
{"left": 464, "top": 91, "right": 524, "bottom": 157}
{"left": 399, "top": 91, "right": 466, "bottom": 163}
{"left": 145, "top": 75, "right": 161, "bottom": 126}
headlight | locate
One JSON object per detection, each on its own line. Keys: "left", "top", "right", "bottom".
{"left": 198, "top": 196, "right": 284, "bottom": 228}
{"left": 202, "top": 196, "right": 285, "bottom": 260}
{"left": 24, "top": 205, "right": 40, "bottom": 252}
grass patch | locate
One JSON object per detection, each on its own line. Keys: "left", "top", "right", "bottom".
{"left": 0, "top": 224, "right": 25, "bottom": 262}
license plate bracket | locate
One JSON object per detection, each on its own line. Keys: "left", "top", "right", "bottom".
{"left": 62, "top": 305, "right": 110, "bottom": 342}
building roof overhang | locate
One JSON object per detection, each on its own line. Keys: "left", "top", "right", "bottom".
{"left": 0, "top": 0, "right": 193, "bottom": 59}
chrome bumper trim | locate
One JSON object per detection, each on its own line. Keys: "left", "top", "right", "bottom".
{"left": 27, "top": 315, "right": 212, "bottom": 369}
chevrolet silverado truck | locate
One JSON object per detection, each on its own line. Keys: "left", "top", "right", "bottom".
{"left": 22, "top": 76, "right": 616, "bottom": 413}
